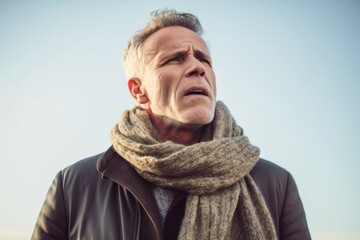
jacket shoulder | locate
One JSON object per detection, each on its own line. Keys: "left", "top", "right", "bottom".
{"left": 32, "top": 153, "right": 104, "bottom": 239}
{"left": 251, "top": 158, "right": 311, "bottom": 239}
{"left": 250, "top": 158, "right": 290, "bottom": 208}
{"left": 59, "top": 153, "right": 107, "bottom": 201}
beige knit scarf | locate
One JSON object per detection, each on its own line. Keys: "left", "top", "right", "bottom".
{"left": 111, "top": 101, "right": 277, "bottom": 240}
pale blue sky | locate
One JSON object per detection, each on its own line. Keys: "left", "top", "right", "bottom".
{"left": 0, "top": 1, "right": 359, "bottom": 239}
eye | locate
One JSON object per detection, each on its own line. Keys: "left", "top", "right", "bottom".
{"left": 197, "top": 57, "right": 212, "bottom": 67}
{"left": 164, "top": 56, "right": 184, "bottom": 65}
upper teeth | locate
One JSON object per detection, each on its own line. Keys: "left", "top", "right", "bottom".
{"left": 192, "top": 90, "right": 203, "bottom": 93}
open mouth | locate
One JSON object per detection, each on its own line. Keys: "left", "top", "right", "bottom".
{"left": 184, "top": 87, "right": 208, "bottom": 96}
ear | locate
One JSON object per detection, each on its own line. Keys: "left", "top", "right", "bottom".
{"left": 128, "top": 78, "right": 149, "bottom": 104}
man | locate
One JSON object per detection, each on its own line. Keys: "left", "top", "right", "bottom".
{"left": 32, "top": 9, "right": 311, "bottom": 240}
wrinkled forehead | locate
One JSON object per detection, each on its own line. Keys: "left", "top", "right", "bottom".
{"left": 141, "top": 26, "right": 210, "bottom": 60}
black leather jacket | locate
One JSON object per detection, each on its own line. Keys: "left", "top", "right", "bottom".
{"left": 32, "top": 147, "right": 311, "bottom": 240}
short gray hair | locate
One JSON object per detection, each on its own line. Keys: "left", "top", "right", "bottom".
{"left": 123, "top": 9, "right": 203, "bottom": 79}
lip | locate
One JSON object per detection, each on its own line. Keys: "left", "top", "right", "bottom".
{"left": 183, "top": 85, "right": 210, "bottom": 97}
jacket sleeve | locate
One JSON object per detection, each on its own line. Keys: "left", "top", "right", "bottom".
{"left": 279, "top": 172, "right": 311, "bottom": 240}
{"left": 32, "top": 171, "right": 68, "bottom": 240}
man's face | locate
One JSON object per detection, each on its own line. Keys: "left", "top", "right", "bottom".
{"left": 137, "top": 26, "right": 216, "bottom": 125}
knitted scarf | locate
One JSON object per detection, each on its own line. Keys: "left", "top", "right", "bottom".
{"left": 111, "top": 101, "right": 277, "bottom": 240}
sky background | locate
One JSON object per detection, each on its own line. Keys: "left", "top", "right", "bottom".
{"left": 0, "top": 1, "right": 359, "bottom": 239}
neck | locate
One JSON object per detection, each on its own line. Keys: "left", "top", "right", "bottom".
{"left": 149, "top": 114, "right": 205, "bottom": 146}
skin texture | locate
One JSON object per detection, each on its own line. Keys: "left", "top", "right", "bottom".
{"left": 128, "top": 26, "right": 217, "bottom": 145}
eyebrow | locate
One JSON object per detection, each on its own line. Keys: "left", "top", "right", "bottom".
{"left": 194, "top": 50, "right": 211, "bottom": 61}
{"left": 159, "top": 49, "right": 211, "bottom": 63}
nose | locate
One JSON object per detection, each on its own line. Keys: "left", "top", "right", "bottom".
{"left": 185, "top": 57, "right": 206, "bottom": 78}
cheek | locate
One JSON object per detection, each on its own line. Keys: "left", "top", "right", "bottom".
{"left": 152, "top": 70, "right": 172, "bottom": 103}
{"left": 159, "top": 69, "right": 179, "bottom": 96}
{"left": 208, "top": 69, "right": 217, "bottom": 95}
{"left": 213, "top": 78, "right": 217, "bottom": 96}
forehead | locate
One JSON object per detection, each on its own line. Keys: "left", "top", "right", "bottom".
{"left": 142, "top": 26, "right": 209, "bottom": 58}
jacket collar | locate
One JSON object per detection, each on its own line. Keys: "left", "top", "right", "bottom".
{"left": 97, "top": 146, "right": 163, "bottom": 238}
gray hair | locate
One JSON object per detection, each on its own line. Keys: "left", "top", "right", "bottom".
{"left": 123, "top": 9, "right": 203, "bottom": 79}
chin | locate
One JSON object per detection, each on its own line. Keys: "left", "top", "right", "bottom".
{"left": 181, "top": 109, "right": 215, "bottom": 125}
